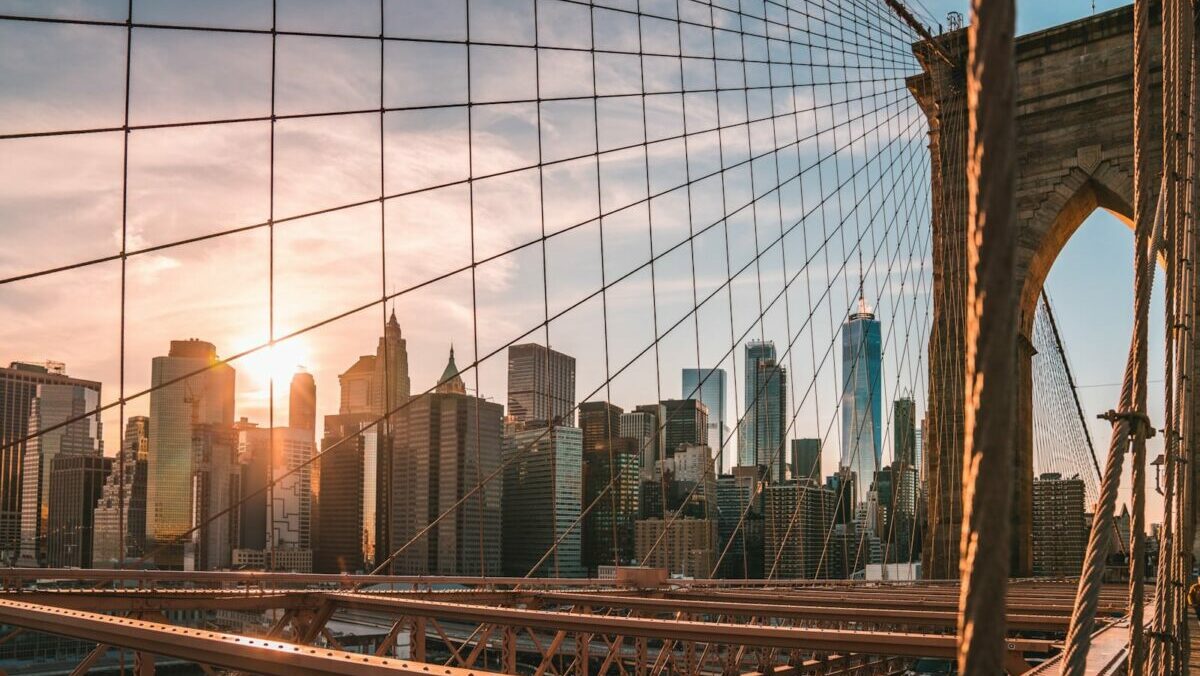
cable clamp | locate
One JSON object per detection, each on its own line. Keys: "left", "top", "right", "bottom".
{"left": 1146, "top": 630, "right": 1176, "bottom": 643}
{"left": 1098, "top": 409, "right": 1156, "bottom": 438}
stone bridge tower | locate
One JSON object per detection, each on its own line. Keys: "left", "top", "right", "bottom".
{"left": 909, "top": 5, "right": 1162, "bottom": 579}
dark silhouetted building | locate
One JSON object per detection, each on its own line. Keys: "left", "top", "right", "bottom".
{"left": 661, "top": 399, "right": 709, "bottom": 458}
{"left": 582, "top": 437, "right": 640, "bottom": 571}
{"left": 46, "top": 454, "right": 110, "bottom": 568}
{"left": 716, "top": 465, "right": 765, "bottom": 578}
{"left": 314, "top": 412, "right": 377, "bottom": 573}
{"left": 893, "top": 397, "right": 917, "bottom": 468}
{"left": 790, "top": 438, "right": 822, "bottom": 482}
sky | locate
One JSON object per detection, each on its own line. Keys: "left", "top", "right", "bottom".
{"left": 0, "top": 0, "right": 1165, "bottom": 524}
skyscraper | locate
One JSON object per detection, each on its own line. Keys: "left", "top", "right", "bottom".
{"left": 840, "top": 299, "right": 882, "bottom": 505}
{"left": 289, "top": 370, "right": 316, "bottom": 436}
{"left": 336, "top": 311, "right": 410, "bottom": 418}
{"left": 372, "top": 310, "right": 411, "bottom": 420}
{"left": 790, "top": 438, "right": 822, "bottom": 481}
{"left": 390, "top": 348, "right": 503, "bottom": 576}
{"left": 502, "top": 424, "right": 584, "bottom": 577}
{"left": 681, "top": 368, "right": 728, "bottom": 468}
{"left": 92, "top": 416, "right": 150, "bottom": 566}
{"left": 0, "top": 361, "right": 101, "bottom": 556}
{"left": 893, "top": 397, "right": 917, "bottom": 468}
{"left": 740, "top": 341, "right": 787, "bottom": 482}
{"left": 146, "top": 339, "right": 236, "bottom": 569}
{"left": 507, "top": 344, "right": 576, "bottom": 427}
{"left": 18, "top": 374, "right": 103, "bottom": 566}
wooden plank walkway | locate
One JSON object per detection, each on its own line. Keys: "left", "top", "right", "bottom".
{"left": 1190, "top": 612, "right": 1200, "bottom": 672}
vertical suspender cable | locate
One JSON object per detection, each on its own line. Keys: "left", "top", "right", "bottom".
{"left": 957, "top": 0, "right": 1017, "bottom": 673}
{"left": 1126, "top": 0, "right": 1155, "bottom": 669}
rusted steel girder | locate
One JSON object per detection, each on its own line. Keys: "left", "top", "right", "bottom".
{"left": 525, "top": 591, "right": 1076, "bottom": 632}
{"left": 0, "top": 589, "right": 308, "bottom": 612}
{"left": 672, "top": 589, "right": 1127, "bottom": 617}
{"left": 0, "top": 598, "right": 500, "bottom": 676}
{"left": 0, "top": 568, "right": 611, "bottom": 589}
{"left": 324, "top": 593, "right": 1055, "bottom": 660}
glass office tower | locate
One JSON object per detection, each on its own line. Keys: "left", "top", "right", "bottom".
{"left": 840, "top": 300, "right": 882, "bottom": 505}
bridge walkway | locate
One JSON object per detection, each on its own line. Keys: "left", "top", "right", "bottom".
{"left": 1190, "top": 612, "right": 1200, "bottom": 672}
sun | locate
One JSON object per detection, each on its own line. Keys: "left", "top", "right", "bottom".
{"left": 239, "top": 339, "right": 312, "bottom": 387}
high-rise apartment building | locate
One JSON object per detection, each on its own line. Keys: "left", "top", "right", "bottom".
{"left": 790, "top": 438, "right": 822, "bottom": 482}
{"left": 840, "top": 300, "right": 882, "bottom": 505}
{"left": 1032, "top": 472, "right": 1087, "bottom": 577}
{"left": 506, "top": 344, "right": 576, "bottom": 427}
{"left": 763, "top": 480, "right": 836, "bottom": 579}
{"left": 501, "top": 424, "right": 584, "bottom": 577}
{"left": 390, "top": 349, "right": 503, "bottom": 576}
{"left": 17, "top": 372, "right": 103, "bottom": 566}
{"left": 46, "top": 454, "right": 110, "bottom": 569}
{"left": 740, "top": 342, "right": 787, "bottom": 482}
{"left": 681, "top": 368, "right": 728, "bottom": 468}
{"left": 634, "top": 517, "right": 717, "bottom": 577}
{"left": 893, "top": 397, "right": 917, "bottom": 468}
{"left": 146, "top": 339, "right": 236, "bottom": 569}
{"left": 0, "top": 361, "right": 100, "bottom": 556}
{"left": 92, "top": 416, "right": 149, "bottom": 566}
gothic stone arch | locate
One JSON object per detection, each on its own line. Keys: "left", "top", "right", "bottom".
{"left": 908, "top": 5, "right": 1162, "bottom": 579}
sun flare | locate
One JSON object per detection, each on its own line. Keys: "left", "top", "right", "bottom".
{"left": 239, "top": 339, "right": 312, "bottom": 387}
